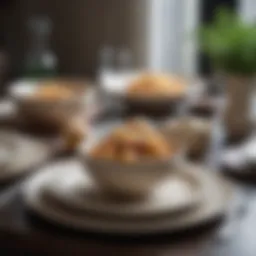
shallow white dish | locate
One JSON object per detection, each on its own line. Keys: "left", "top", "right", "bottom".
{"left": 40, "top": 160, "right": 201, "bottom": 218}
{"left": 0, "top": 130, "right": 54, "bottom": 182}
{"left": 23, "top": 159, "right": 231, "bottom": 234}
{"left": 221, "top": 137, "right": 256, "bottom": 178}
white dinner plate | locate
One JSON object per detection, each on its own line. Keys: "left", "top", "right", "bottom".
{"left": 23, "top": 160, "right": 232, "bottom": 234}
{"left": 38, "top": 160, "right": 201, "bottom": 218}
{"left": 0, "top": 130, "right": 55, "bottom": 182}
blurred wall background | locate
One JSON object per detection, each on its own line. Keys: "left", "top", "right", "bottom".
{"left": 1, "top": 0, "right": 150, "bottom": 77}
{"left": 3, "top": 0, "right": 254, "bottom": 79}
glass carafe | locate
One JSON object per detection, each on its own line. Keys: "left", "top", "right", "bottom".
{"left": 23, "top": 16, "right": 58, "bottom": 79}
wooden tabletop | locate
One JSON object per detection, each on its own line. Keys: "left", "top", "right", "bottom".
{"left": 0, "top": 104, "right": 255, "bottom": 255}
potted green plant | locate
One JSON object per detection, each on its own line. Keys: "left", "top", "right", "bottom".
{"left": 200, "top": 8, "right": 256, "bottom": 139}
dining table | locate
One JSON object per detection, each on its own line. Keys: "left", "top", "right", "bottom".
{"left": 0, "top": 90, "right": 255, "bottom": 256}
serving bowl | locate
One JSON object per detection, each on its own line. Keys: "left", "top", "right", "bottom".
{"left": 160, "top": 117, "right": 213, "bottom": 157}
{"left": 9, "top": 79, "right": 90, "bottom": 132}
{"left": 79, "top": 134, "right": 180, "bottom": 200}
{"left": 101, "top": 72, "right": 191, "bottom": 115}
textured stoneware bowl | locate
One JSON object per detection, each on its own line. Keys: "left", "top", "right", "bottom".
{"left": 101, "top": 72, "right": 189, "bottom": 115}
{"left": 9, "top": 80, "right": 89, "bottom": 131}
{"left": 79, "top": 138, "right": 179, "bottom": 200}
{"left": 160, "top": 117, "right": 213, "bottom": 157}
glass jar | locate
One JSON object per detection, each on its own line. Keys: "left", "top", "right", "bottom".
{"left": 23, "top": 16, "right": 58, "bottom": 79}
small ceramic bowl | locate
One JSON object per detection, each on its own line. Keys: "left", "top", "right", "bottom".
{"left": 9, "top": 79, "right": 90, "bottom": 132}
{"left": 101, "top": 72, "right": 189, "bottom": 115}
{"left": 79, "top": 138, "right": 179, "bottom": 200}
{"left": 160, "top": 117, "right": 213, "bottom": 157}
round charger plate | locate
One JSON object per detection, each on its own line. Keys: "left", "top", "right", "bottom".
{"left": 0, "top": 130, "right": 54, "bottom": 182}
{"left": 23, "top": 160, "right": 232, "bottom": 234}
{"left": 37, "top": 160, "right": 201, "bottom": 218}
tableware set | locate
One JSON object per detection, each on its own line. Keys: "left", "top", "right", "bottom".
{"left": 1, "top": 75, "right": 233, "bottom": 235}
{"left": 23, "top": 159, "right": 231, "bottom": 234}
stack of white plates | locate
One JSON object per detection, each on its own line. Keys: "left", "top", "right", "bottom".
{"left": 23, "top": 159, "right": 231, "bottom": 234}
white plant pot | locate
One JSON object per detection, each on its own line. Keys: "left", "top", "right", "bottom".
{"left": 224, "top": 75, "right": 255, "bottom": 139}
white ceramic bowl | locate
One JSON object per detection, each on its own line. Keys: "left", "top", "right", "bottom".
{"left": 101, "top": 73, "right": 199, "bottom": 115}
{"left": 82, "top": 157, "right": 175, "bottom": 199}
{"left": 79, "top": 139, "right": 178, "bottom": 199}
{"left": 9, "top": 80, "right": 89, "bottom": 131}
{"left": 160, "top": 117, "right": 213, "bottom": 157}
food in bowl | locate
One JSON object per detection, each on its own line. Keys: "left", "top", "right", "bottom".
{"left": 127, "top": 73, "right": 186, "bottom": 99}
{"left": 31, "top": 80, "right": 82, "bottom": 101}
{"left": 90, "top": 119, "right": 172, "bottom": 163}
{"left": 81, "top": 119, "right": 178, "bottom": 199}
{"left": 33, "top": 84, "right": 74, "bottom": 101}
{"left": 10, "top": 79, "right": 89, "bottom": 133}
